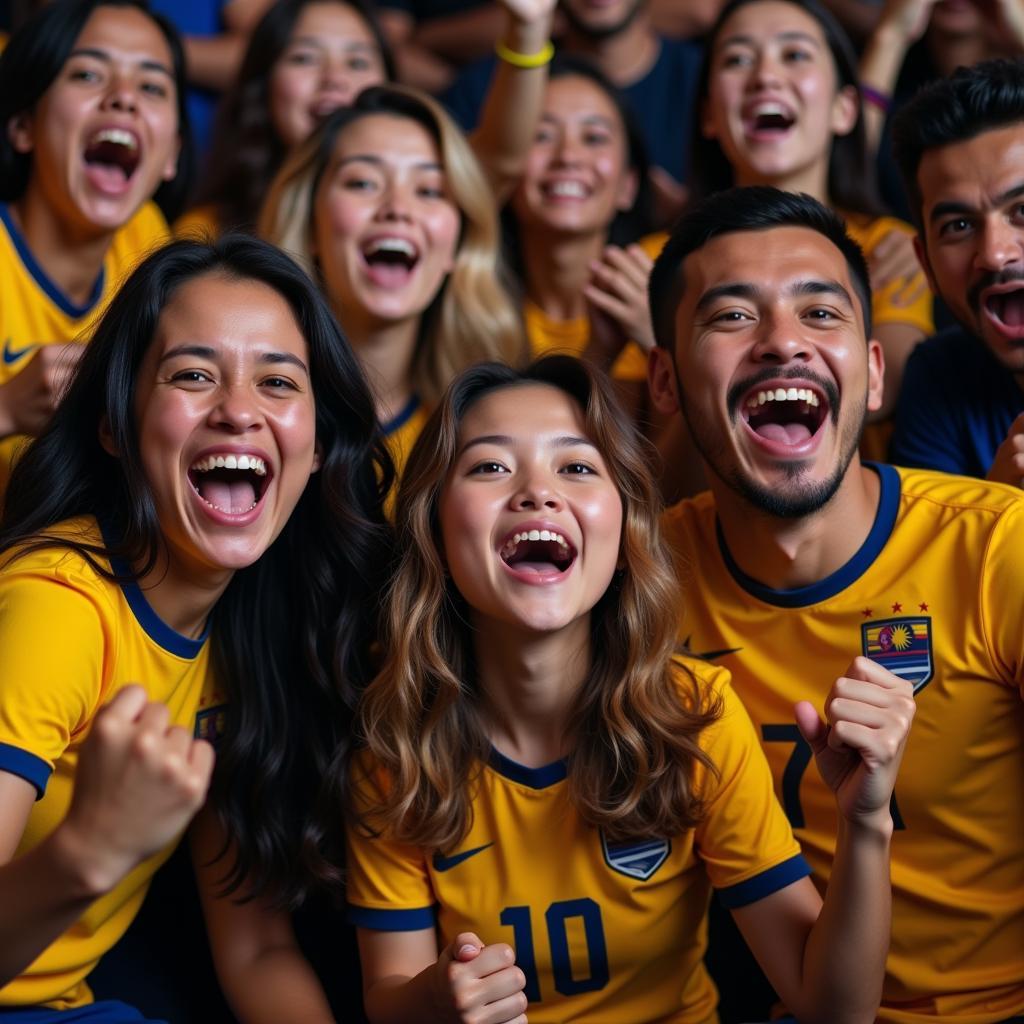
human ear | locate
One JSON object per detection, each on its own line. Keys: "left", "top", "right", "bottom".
{"left": 648, "top": 347, "right": 681, "bottom": 416}
{"left": 98, "top": 415, "right": 118, "bottom": 457}
{"left": 830, "top": 84, "right": 859, "bottom": 138}
{"left": 865, "top": 338, "right": 885, "bottom": 414}
{"left": 8, "top": 112, "right": 34, "bottom": 154}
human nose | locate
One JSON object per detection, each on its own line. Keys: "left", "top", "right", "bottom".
{"left": 99, "top": 69, "right": 139, "bottom": 115}
{"left": 749, "top": 310, "right": 812, "bottom": 364}
{"left": 749, "top": 48, "right": 783, "bottom": 88}
{"left": 553, "top": 130, "right": 584, "bottom": 167}
{"left": 509, "top": 469, "right": 563, "bottom": 511}
{"left": 207, "top": 383, "right": 263, "bottom": 433}
{"left": 975, "top": 215, "right": 1024, "bottom": 273}
{"left": 375, "top": 178, "right": 414, "bottom": 222}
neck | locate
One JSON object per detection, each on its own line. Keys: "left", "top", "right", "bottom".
{"left": 521, "top": 228, "right": 606, "bottom": 321}
{"left": 735, "top": 160, "right": 830, "bottom": 205}
{"left": 339, "top": 307, "right": 420, "bottom": 424}
{"left": 11, "top": 188, "right": 114, "bottom": 306}
{"left": 564, "top": 17, "right": 659, "bottom": 88}
{"left": 135, "top": 549, "right": 233, "bottom": 640}
{"left": 712, "top": 461, "right": 881, "bottom": 591}
{"left": 474, "top": 616, "right": 590, "bottom": 767}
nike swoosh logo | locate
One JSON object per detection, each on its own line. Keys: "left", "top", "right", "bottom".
{"left": 432, "top": 842, "right": 494, "bottom": 873}
{"left": 677, "top": 636, "right": 743, "bottom": 661}
{"left": 2, "top": 339, "right": 39, "bottom": 365}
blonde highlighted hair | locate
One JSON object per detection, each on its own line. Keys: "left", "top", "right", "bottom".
{"left": 353, "top": 356, "right": 721, "bottom": 853}
{"left": 258, "top": 84, "right": 526, "bottom": 405}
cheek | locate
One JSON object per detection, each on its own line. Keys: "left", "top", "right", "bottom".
{"left": 427, "top": 208, "right": 461, "bottom": 267}
{"left": 269, "top": 69, "right": 314, "bottom": 143}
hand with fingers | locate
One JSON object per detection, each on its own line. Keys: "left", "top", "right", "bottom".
{"left": 584, "top": 243, "right": 656, "bottom": 368}
{"left": 795, "top": 656, "right": 915, "bottom": 829}
{"left": 499, "top": 0, "right": 557, "bottom": 28}
{"left": 876, "top": 0, "right": 942, "bottom": 46}
{"left": 0, "top": 343, "right": 85, "bottom": 438}
{"left": 431, "top": 932, "right": 529, "bottom": 1024}
{"left": 987, "top": 411, "right": 1024, "bottom": 489}
{"left": 61, "top": 685, "right": 215, "bottom": 894}
{"left": 867, "top": 228, "right": 926, "bottom": 307}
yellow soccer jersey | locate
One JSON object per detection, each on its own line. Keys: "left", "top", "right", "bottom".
{"left": 172, "top": 202, "right": 221, "bottom": 241}
{"left": 346, "top": 664, "right": 809, "bottom": 1024}
{"left": 0, "top": 201, "right": 169, "bottom": 493}
{"left": 0, "top": 517, "right": 224, "bottom": 1010}
{"left": 523, "top": 301, "right": 648, "bottom": 382}
{"left": 663, "top": 465, "right": 1024, "bottom": 1024}
{"left": 382, "top": 394, "right": 429, "bottom": 486}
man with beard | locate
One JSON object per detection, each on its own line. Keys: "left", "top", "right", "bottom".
{"left": 889, "top": 60, "right": 1024, "bottom": 487}
{"left": 648, "top": 186, "right": 1024, "bottom": 1024}
{"left": 442, "top": 0, "right": 700, "bottom": 217}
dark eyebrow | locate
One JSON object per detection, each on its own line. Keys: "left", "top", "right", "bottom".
{"left": 717, "top": 30, "right": 820, "bottom": 48}
{"left": 337, "top": 154, "right": 443, "bottom": 172}
{"left": 68, "top": 46, "right": 173, "bottom": 78}
{"left": 695, "top": 283, "right": 761, "bottom": 315}
{"left": 159, "top": 345, "right": 309, "bottom": 374}
{"left": 791, "top": 279, "right": 854, "bottom": 308}
{"left": 288, "top": 34, "right": 377, "bottom": 50}
{"left": 929, "top": 182, "right": 1024, "bottom": 224}
{"left": 457, "top": 433, "right": 598, "bottom": 457}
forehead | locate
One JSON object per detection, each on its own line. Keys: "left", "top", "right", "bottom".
{"left": 154, "top": 274, "right": 307, "bottom": 355}
{"left": 917, "top": 122, "right": 1024, "bottom": 217}
{"left": 460, "top": 383, "right": 588, "bottom": 438}
{"left": 71, "top": 5, "right": 173, "bottom": 68}
{"left": 543, "top": 74, "right": 621, "bottom": 126}
{"left": 715, "top": 0, "right": 826, "bottom": 46}
{"left": 332, "top": 113, "right": 440, "bottom": 164}
{"left": 288, "top": 1, "right": 376, "bottom": 42}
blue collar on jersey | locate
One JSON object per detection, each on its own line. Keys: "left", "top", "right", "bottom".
{"left": 381, "top": 393, "right": 421, "bottom": 437}
{"left": 488, "top": 746, "right": 568, "bottom": 789}
{"left": 99, "top": 519, "right": 210, "bottom": 659}
{"left": 0, "top": 202, "right": 106, "bottom": 319}
{"left": 715, "top": 462, "right": 901, "bottom": 608}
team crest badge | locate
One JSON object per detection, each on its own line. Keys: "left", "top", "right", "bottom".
{"left": 601, "top": 832, "right": 670, "bottom": 881}
{"left": 194, "top": 704, "right": 228, "bottom": 744}
{"left": 861, "top": 617, "right": 933, "bottom": 693}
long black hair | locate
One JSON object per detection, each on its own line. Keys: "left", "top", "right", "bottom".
{"left": 689, "top": 0, "right": 882, "bottom": 218}
{"left": 193, "top": 0, "right": 395, "bottom": 234}
{"left": 0, "top": 235, "right": 394, "bottom": 906}
{"left": 0, "top": 0, "right": 193, "bottom": 221}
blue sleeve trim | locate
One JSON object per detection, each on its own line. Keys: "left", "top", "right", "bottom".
{"left": 0, "top": 742, "right": 52, "bottom": 798}
{"left": 346, "top": 904, "right": 438, "bottom": 931}
{"left": 716, "top": 853, "right": 811, "bottom": 909}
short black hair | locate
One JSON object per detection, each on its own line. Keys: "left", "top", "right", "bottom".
{"left": 649, "top": 186, "right": 872, "bottom": 350}
{"left": 892, "top": 58, "right": 1024, "bottom": 228}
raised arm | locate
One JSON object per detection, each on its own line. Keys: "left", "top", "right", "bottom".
{"left": 732, "top": 657, "right": 914, "bottom": 1024}
{"left": 470, "top": 0, "right": 556, "bottom": 203}
{"left": 0, "top": 686, "right": 213, "bottom": 986}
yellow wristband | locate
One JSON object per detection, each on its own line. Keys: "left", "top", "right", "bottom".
{"left": 494, "top": 39, "right": 555, "bottom": 69}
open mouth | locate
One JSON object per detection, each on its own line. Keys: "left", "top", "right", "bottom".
{"left": 983, "top": 286, "right": 1024, "bottom": 330}
{"left": 543, "top": 179, "right": 591, "bottom": 200}
{"left": 742, "top": 386, "right": 827, "bottom": 445}
{"left": 745, "top": 101, "right": 796, "bottom": 136}
{"left": 187, "top": 453, "right": 271, "bottom": 515}
{"left": 361, "top": 237, "right": 419, "bottom": 286}
{"left": 83, "top": 127, "right": 141, "bottom": 186}
{"left": 499, "top": 528, "right": 577, "bottom": 576}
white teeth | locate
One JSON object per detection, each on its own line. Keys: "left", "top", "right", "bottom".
{"left": 366, "top": 237, "right": 416, "bottom": 258}
{"left": 528, "top": 529, "right": 541, "bottom": 541}
{"left": 197, "top": 497, "right": 259, "bottom": 513}
{"left": 549, "top": 181, "right": 587, "bottom": 198}
{"left": 748, "top": 388, "right": 823, "bottom": 409}
{"left": 92, "top": 128, "right": 138, "bottom": 150}
{"left": 753, "top": 101, "right": 788, "bottom": 117}
{"left": 499, "top": 530, "right": 573, "bottom": 562}
{"left": 190, "top": 454, "right": 267, "bottom": 475}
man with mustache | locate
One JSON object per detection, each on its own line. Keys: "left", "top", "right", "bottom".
{"left": 889, "top": 59, "right": 1024, "bottom": 488}
{"left": 648, "top": 185, "right": 1024, "bottom": 1023}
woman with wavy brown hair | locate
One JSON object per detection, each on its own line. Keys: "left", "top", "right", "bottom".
{"left": 345, "top": 354, "right": 911, "bottom": 1024}
{"left": 259, "top": 85, "right": 526, "bottom": 482}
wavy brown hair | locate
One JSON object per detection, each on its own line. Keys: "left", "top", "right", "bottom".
{"left": 259, "top": 84, "right": 526, "bottom": 406}
{"left": 353, "top": 356, "right": 721, "bottom": 852}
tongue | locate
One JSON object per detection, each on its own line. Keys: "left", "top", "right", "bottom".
{"left": 512, "top": 560, "right": 561, "bottom": 575}
{"left": 196, "top": 478, "right": 257, "bottom": 513}
{"left": 755, "top": 421, "right": 812, "bottom": 445}
{"left": 996, "top": 292, "right": 1024, "bottom": 327}
{"left": 84, "top": 162, "right": 130, "bottom": 195}
{"left": 365, "top": 261, "right": 413, "bottom": 288}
